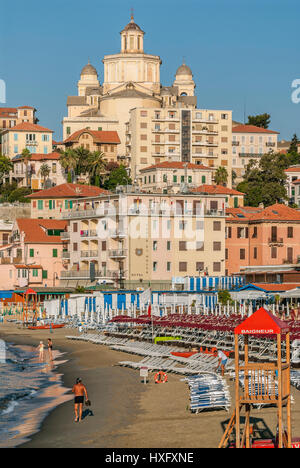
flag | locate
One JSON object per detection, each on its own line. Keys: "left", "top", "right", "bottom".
{"left": 148, "top": 303, "right": 152, "bottom": 318}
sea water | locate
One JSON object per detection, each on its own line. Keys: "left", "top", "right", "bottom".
{"left": 0, "top": 342, "right": 72, "bottom": 447}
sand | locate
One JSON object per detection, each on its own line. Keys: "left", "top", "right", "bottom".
{"left": 0, "top": 322, "right": 300, "bottom": 448}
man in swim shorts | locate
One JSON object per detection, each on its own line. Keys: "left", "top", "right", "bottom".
{"left": 72, "top": 378, "right": 89, "bottom": 422}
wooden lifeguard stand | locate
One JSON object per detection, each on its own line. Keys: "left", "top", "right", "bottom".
{"left": 23, "top": 288, "right": 38, "bottom": 325}
{"left": 219, "top": 307, "right": 291, "bottom": 448}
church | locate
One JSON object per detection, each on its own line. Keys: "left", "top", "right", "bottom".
{"left": 63, "top": 14, "right": 197, "bottom": 156}
{"left": 63, "top": 14, "right": 232, "bottom": 183}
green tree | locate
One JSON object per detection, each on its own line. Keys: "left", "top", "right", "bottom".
{"left": 40, "top": 163, "right": 51, "bottom": 188}
{"left": 247, "top": 113, "right": 271, "bottom": 129}
{"left": 85, "top": 150, "right": 107, "bottom": 186}
{"left": 103, "top": 165, "right": 132, "bottom": 191}
{"left": 59, "top": 149, "right": 78, "bottom": 183}
{"left": 0, "top": 154, "right": 13, "bottom": 184}
{"left": 214, "top": 166, "right": 228, "bottom": 186}
{"left": 7, "top": 187, "right": 31, "bottom": 203}
{"left": 237, "top": 153, "right": 288, "bottom": 207}
{"left": 218, "top": 290, "right": 233, "bottom": 306}
{"left": 288, "top": 134, "right": 299, "bottom": 154}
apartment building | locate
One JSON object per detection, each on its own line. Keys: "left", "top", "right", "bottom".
{"left": 27, "top": 183, "right": 109, "bottom": 219}
{"left": 232, "top": 124, "right": 279, "bottom": 183}
{"left": 0, "top": 106, "right": 37, "bottom": 132}
{"left": 62, "top": 129, "right": 121, "bottom": 164}
{"left": 0, "top": 219, "right": 68, "bottom": 290}
{"left": 225, "top": 204, "right": 300, "bottom": 275}
{"left": 1, "top": 122, "right": 53, "bottom": 159}
{"left": 59, "top": 190, "right": 227, "bottom": 289}
{"left": 11, "top": 152, "right": 66, "bottom": 190}
{"left": 285, "top": 165, "right": 300, "bottom": 206}
{"left": 138, "top": 161, "right": 213, "bottom": 193}
{"left": 192, "top": 184, "right": 244, "bottom": 208}
{"left": 127, "top": 107, "right": 233, "bottom": 184}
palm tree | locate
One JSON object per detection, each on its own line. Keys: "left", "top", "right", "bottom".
{"left": 59, "top": 149, "right": 78, "bottom": 183}
{"left": 86, "top": 150, "right": 107, "bottom": 186}
{"left": 21, "top": 148, "right": 32, "bottom": 187}
{"left": 40, "top": 163, "right": 51, "bottom": 188}
{"left": 0, "top": 154, "right": 13, "bottom": 185}
{"left": 73, "top": 146, "right": 90, "bottom": 176}
{"left": 214, "top": 166, "right": 228, "bottom": 186}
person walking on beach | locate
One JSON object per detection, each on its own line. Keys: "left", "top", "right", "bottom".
{"left": 37, "top": 341, "right": 44, "bottom": 361}
{"left": 215, "top": 349, "right": 228, "bottom": 377}
{"left": 48, "top": 338, "right": 53, "bottom": 361}
{"left": 72, "top": 378, "right": 89, "bottom": 422}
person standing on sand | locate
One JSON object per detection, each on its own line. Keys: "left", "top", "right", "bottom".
{"left": 72, "top": 378, "right": 89, "bottom": 422}
{"left": 48, "top": 338, "right": 53, "bottom": 361}
{"left": 215, "top": 349, "right": 228, "bottom": 377}
{"left": 37, "top": 341, "right": 44, "bottom": 361}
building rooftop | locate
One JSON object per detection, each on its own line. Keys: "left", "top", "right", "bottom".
{"left": 192, "top": 184, "right": 244, "bottom": 195}
{"left": 141, "top": 161, "right": 211, "bottom": 172}
{"left": 12, "top": 152, "right": 61, "bottom": 162}
{"left": 232, "top": 124, "right": 279, "bottom": 134}
{"left": 26, "top": 183, "right": 110, "bottom": 199}
{"left": 16, "top": 219, "right": 68, "bottom": 244}
{"left": 64, "top": 129, "right": 120, "bottom": 145}
{"left": 227, "top": 203, "right": 300, "bottom": 222}
{"left": 2, "top": 122, "right": 53, "bottom": 133}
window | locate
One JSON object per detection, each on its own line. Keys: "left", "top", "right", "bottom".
{"left": 14, "top": 145, "right": 18, "bottom": 153}
{"left": 253, "top": 247, "right": 257, "bottom": 259}
{"left": 42, "top": 270, "right": 48, "bottom": 279}
{"left": 102, "top": 241, "right": 106, "bottom": 251}
{"left": 271, "top": 247, "right": 277, "bottom": 259}
{"left": 196, "top": 262, "right": 204, "bottom": 272}
{"left": 29, "top": 249, "right": 34, "bottom": 257}
{"left": 252, "top": 226, "right": 257, "bottom": 238}
{"left": 42, "top": 134, "right": 49, "bottom": 142}
{"left": 167, "top": 241, "right": 171, "bottom": 250}
{"left": 287, "top": 247, "right": 293, "bottom": 263}
{"left": 153, "top": 261, "right": 157, "bottom": 272}
{"left": 73, "top": 223, "right": 78, "bottom": 233}
{"left": 52, "top": 249, "right": 58, "bottom": 257}
{"left": 221, "top": 113, "right": 228, "bottom": 120}
{"left": 225, "top": 249, "right": 228, "bottom": 260}
{"left": 66, "top": 127, "right": 71, "bottom": 135}
{"left": 201, "top": 175, "right": 206, "bottom": 183}
{"left": 173, "top": 175, "right": 177, "bottom": 183}
{"left": 213, "top": 262, "right": 221, "bottom": 272}
{"left": 213, "top": 221, "right": 221, "bottom": 231}
{"left": 287, "top": 226, "right": 293, "bottom": 238}
{"left": 213, "top": 241, "right": 221, "bottom": 251}
{"left": 44, "top": 146, "right": 48, "bottom": 154}
{"left": 32, "top": 269, "right": 38, "bottom": 277}
{"left": 227, "top": 226, "right": 232, "bottom": 238}
{"left": 14, "top": 133, "right": 18, "bottom": 141}
{"left": 179, "top": 262, "right": 187, "bottom": 272}
{"left": 73, "top": 243, "right": 78, "bottom": 252}
{"left": 153, "top": 241, "right": 158, "bottom": 251}
{"left": 196, "top": 241, "right": 204, "bottom": 251}
{"left": 179, "top": 241, "right": 187, "bottom": 251}
{"left": 167, "top": 262, "right": 171, "bottom": 272}
{"left": 240, "top": 249, "right": 246, "bottom": 260}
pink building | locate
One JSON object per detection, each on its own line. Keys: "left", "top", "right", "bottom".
{"left": 225, "top": 204, "right": 300, "bottom": 275}
{"left": 0, "top": 218, "right": 68, "bottom": 290}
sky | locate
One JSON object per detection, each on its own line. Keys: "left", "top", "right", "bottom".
{"left": 1, "top": 0, "right": 299, "bottom": 141}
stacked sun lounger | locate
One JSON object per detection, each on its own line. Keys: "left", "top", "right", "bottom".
{"left": 185, "top": 374, "right": 231, "bottom": 413}
{"left": 290, "top": 370, "right": 300, "bottom": 390}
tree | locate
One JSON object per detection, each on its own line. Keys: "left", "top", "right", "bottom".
{"left": 103, "top": 165, "right": 132, "bottom": 191}
{"left": 7, "top": 187, "right": 31, "bottom": 203}
{"left": 21, "top": 148, "right": 32, "bottom": 187}
{"left": 40, "top": 163, "right": 51, "bottom": 188}
{"left": 214, "top": 166, "right": 228, "bottom": 186}
{"left": 218, "top": 290, "right": 233, "bottom": 306}
{"left": 236, "top": 153, "right": 288, "bottom": 207}
{"left": 85, "top": 150, "right": 107, "bottom": 186}
{"left": 59, "top": 149, "right": 78, "bottom": 183}
{"left": 0, "top": 154, "right": 13, "bottom": 184}
{"left": 288, "top": 134, "right": 299, "bottom": 154}
{"left": 247, "top": 113, "right": 271, "bottom": 129}
{"left": 231, "top": 170, "right": 237, "bottom": 186}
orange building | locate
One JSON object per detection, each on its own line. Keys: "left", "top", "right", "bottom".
{"left": 225, "top": 204, "right": 300, "bottom": 275}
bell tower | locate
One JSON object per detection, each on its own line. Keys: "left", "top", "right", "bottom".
{"left": 120, "top": 11, "right": 145, "bottom": 54}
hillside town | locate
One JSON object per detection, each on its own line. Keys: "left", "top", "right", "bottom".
{"left": 1, "top": 9, "right": 300, "bottom": 450}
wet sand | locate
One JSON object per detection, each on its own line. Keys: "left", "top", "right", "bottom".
{"left": 0, "top": 323, "right": 300, "bottom": 448}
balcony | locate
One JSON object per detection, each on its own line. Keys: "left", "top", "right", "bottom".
{"left": 239, "top": 153, "right": 262, "bottom": 158}
{"left": 266, "top": 142, "right": 276, "bottom": 147}
{"left": 111, "top": 230, "right": 126, "bottom": 239}
{"left": 60, "top": 269, "right": 124, "bottom": 279}
{"left": 204, "top": 209, "right": 225, "bottom": 217}
{"left": 109, "top": 249, "right": 127, "bottom": 259}
{"left": 61, "top": 232, "right": 70, "bottom": 239}
{"left": 268, "top": 238, "right": 284, "bottom": 246}
{"left": 80, "top": 229, "right": 98, "bottom": 238}
{"left": 62, "top": 251, "right": 70, "bottom": 259}
{"left": 80, "top": 250, "right": 99, "bottom": 259}
{"left": 232, "top": 141, "right": 240, "bottom": 146}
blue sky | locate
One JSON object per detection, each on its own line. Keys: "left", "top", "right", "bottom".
{"left": 1, "top": 0, "right": 299, "bottom": 140}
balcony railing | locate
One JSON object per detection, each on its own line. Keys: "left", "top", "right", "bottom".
{"left": 80, "top": 229, "right": 98, "bottom": 238}
{"left": 62, "top": 251, "right": 70, "bottom": 259}
{"left": 109, "top": 249, "right": 127, "bottom": 258}
{"left": 60, "top": 269, "right": 124, "bottom": 279}
{"left": 268, "top": 238, "right": 284, "bottom": 245}
{"left": 80, "top": 250, "right": 98, "bottom": 258}
{"left": 266, "top": 142, "right": 276, "bottom": 147}
{"left": 61, "top": 232, "right": 70, "bottom": 239}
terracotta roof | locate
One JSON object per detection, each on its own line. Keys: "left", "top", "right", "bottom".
{"left": 249, "top": 203, "right": 300, "bottom": 221}
{"left": 291, "top": 179, "right": 300, "bottom": 184}
{"left": 0, "top": 107, "right": 17, "bottom": 117}
{"left": 284, "top": 166, "right": 300, "bottom": 173}
{"left": 16, "top": 219, "right": 68, "bottom": 244}
{"left": 64, "top": 129, "right": 120, "bottom": 144}
{"left": 232, "top": 124, "right": 279, "bottom": 134}
{"left": 192, "top": 184, "right": 244, "bottom": 195}
{"left": 141, "top": 161, "right": 211, "bottom": 172}
{"left": 27, "top": 183, "right": 109, "bottom": 199}
{"left": 2, "top": 122, "right": 53, "bottom": 133}
{"left": 14, "top": 264, "right": 43, "bottom": 269}
{"left": 13, "top": 152, "right": 61, "bottom": 162}
{"left": 18, "top": 106, "right": 35, "bottom": 110}
{"left": 226, "top": 206, "right": 262, "bottom": 219}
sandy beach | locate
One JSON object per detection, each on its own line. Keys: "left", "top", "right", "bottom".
{"left": 0, "top": 322, "right": 300, "bottom": 449}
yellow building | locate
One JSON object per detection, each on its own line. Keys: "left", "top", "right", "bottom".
{"left": 1, "top": 122, "right": 53, "bottom": 159}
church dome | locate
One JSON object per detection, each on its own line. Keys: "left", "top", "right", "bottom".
{"left": 121, "top": 14, "right": 144, "bottom": 34}
{"left": 81, "top": 61, "right": 98, "bottom": 77}
{"left": 176, "top": 63, "right": 193, "bottom": 77}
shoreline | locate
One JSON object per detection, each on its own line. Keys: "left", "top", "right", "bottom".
{"left": 1, "top": 323, "right": 300, "bottom": 448}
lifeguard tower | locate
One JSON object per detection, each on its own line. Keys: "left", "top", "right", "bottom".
{"left": 219, "top": 307, "right": 292, "bottom": 448}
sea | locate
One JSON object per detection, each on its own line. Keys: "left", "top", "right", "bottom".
{"left": 0, "top": 341, "right": 72, "bottom": 448}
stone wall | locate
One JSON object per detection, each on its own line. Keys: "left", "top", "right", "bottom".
{"left": 0, "top": 203, "right": 31, "bottom": 222}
